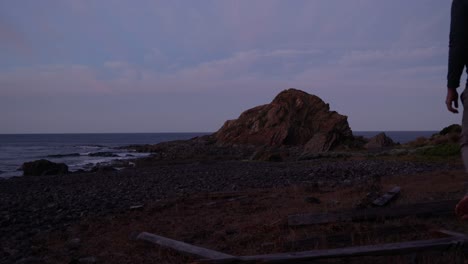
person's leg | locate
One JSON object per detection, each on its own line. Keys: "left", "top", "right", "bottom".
{"left": 461, "top": 86, "right": 468, "bottom": 170}
{"left": 456, "top": 86, "right": 468, "bottom": 218}
{"left": 462, "top": 147, "right": 468, "bottom": 172}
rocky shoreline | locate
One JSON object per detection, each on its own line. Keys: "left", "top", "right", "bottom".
{"left": 1, "top": 89, "right": 464, "bottom": 263}
{"left": 0, "top": 157, "right": 461, "bottom": 263}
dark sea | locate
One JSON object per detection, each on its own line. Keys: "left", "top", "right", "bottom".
{"left": 0, "top": 131, "right": 437, "bottom": 178}
{"left": 0, "top": 133, "right": 208, "bottom": 178}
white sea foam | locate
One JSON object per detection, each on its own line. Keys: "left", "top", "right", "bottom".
{"left": 75, "top": 145, "right": 106, "bottom": 149}
{"left": 0, "top": 171, "right": 22, "bottom": 178}
{"left": 0, "top": 132, "right": 207, "bottom": 177}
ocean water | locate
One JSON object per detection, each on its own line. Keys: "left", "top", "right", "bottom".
{"left": 0, "top": 131, "right": 438, "bottom": 178}
{"left": 0, "top": 133, "right": 208, "bottom": 178}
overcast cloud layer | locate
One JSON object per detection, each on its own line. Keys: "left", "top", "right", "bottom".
{"left": 0, "top": 0, "right": 462, "bottom": 133}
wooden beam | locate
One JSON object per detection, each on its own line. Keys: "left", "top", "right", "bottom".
{"left": 432, "top": 229, "right": 468, "bottom": 238}
{"left": 284, "top": 224, "right": 428, "bottom": 250}
{"left": 194, "top": 237, "right": 468, "bottom": 264}
{"left": 137, "top": 232, "right": 234, "bottom": 260}
{"left": 288, "top": 199, "right": 457, "bottom": 226}
{"left": 372, "top": 186, "right": 401, "bottom": 206}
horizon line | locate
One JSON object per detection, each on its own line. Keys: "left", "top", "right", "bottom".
{"left": 0, "top": 130, "right": 442, "bottom": 135}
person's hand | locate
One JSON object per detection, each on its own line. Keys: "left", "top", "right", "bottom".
{"left": 446, "top": 88, "right": 459, "bottom": 113}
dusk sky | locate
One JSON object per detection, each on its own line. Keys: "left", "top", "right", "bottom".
{"left": 0, "top": 0, "right": 463, "bottom": 133}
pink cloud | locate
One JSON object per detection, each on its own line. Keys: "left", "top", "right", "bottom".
{"left": 0, "top": 46, "right": 447, "bottom": 100}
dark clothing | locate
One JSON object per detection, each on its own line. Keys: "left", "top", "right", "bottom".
{"left": 449, "top": 0, "right": 468, "bottom": 88}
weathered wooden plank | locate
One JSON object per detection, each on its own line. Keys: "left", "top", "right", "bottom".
{"left": 432, "top": 229, "right": 468, "bottom": 238}
{"left": 137, "top": 232, "right": 234, "bottom": 260}
{"left": 372, "top": 186, "right": 401, "bottom": 206}
{"left": 288, "top": 199, "right": 457, "bottom": 226}
{"left": 194, "top": 237, "right": 468, "bottom": 264}
{"left": 284, "top": 224, "right": 428, "bottom": 250}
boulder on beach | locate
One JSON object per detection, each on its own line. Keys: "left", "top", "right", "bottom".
{"left": 364, "top": 132, "right": 395, "bottom": 149}
{"left": 215, "top": 88, "right": 353, "bottom": 152}
{"left": 21, "top": 159, "right": 69, "bottom": 176}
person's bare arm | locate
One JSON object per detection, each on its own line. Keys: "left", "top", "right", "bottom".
{"left": 447, "top": 0, "right": 468, "bottom": 113}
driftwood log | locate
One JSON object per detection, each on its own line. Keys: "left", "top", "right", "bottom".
{"left": 137, "top": 232, "right": 233, "bottom": 260}
{"left": 194, "top": 236, "right": 468, "bottom": 263}
{"left": 288, "top": 199, "right": 457, "bottom": 226}
{"left": 372, "top": 186, "right": 401, "bottom": 206}
{"left": 284, "top": 224, "right": 428, "bottom": 250}
{"left": 136, "top": 230, "right": 468, "bottom": 264}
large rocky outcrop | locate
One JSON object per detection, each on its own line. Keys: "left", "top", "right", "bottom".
{"left": 215, "top": 89, "right": 353, "bottom": 152}
{"left": 22, "top": 159, "right": 69, "bottom": 176}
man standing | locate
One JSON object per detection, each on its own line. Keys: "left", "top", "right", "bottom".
{"left": 446, "top": 0, "right": 468, "bottom": 218}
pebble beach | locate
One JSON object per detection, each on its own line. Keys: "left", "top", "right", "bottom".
{"left": 0, "top": 157, "right": 461, "bottom": 263}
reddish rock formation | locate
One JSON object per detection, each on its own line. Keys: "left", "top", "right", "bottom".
{"left": 215, "top": 89, "right": 353, "bottom": 152}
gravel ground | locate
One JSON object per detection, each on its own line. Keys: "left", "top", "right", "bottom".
{"left": 0, "top": 158, "right": 460, "bottom": 263}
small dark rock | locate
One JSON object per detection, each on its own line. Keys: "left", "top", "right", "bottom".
{"left": 90, "top": 166, "right": 116, "bottom": 173}
{"left": 78, "top": 257, "right": 97, "bottom": 263}
{"left": 304, "top": 197, "right": 321, "bottom": 204}
{"left": 30, "top": 245, "right": 44, "bottom": 255}
{"left": 343, "top": 179, "right": 352, "bottom": 186}
{"left": 225, "top": 229, "right": 238, "bottom": 235}
{"left": 2, "top": 246, "right": 18, "bottom": 256}
{"left": 65, "top": 238, "right": 81, "bottom": 250}
{"left": 298, "top": 153, "right": 323, "bottom": 160}
{"left": 15, "top": 257, "right": 45, "bottom": 264}
{"left": 21, "top": 159, "right": 69, "bottom": 176}
{"left": 250, "top": 146, "right": 287, "bottom": 162}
